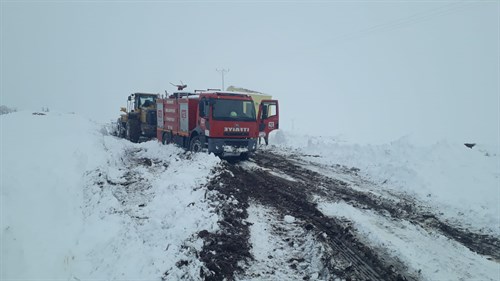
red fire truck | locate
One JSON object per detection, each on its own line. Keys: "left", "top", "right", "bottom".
{"left": 156, "top": 90, "right": 279, "bottom": 158}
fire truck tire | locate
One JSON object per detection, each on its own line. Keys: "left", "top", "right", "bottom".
{"left": 240, "top": 152, "right": 250, "bottom": 160}
{"left": 126, "top": 119, "right": 140, "bottom": 143}
{"left": 162, "top": 132, "right": 173, "bottom": 145}
{"left": 189, "top": 136, "right": 203, "bottom": 153}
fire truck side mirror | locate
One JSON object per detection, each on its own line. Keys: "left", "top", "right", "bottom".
{"left": 262, "top": 105, "right": 268, "bottom": 119}
{"left": 199, "top": 101, "right": 205, "bottom": 116}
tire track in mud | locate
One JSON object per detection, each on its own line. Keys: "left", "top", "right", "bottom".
{"left": 241, "top": 202, "right": 330, "bottom": 280}
{"left": 199, "top": 179, "right": 252, "bottom": 281}
{"left": 201, "top": 161, "right": 414, "bottom": 281}
{"left": 252, "top": 151, "right": 500, "bottom": 262}
{"left": 91, "top": 145, "right": 498, "bottom": 279}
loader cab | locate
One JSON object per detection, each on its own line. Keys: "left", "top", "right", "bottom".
{"left": 131, "top": 93, "right": 157, "bottom": 111}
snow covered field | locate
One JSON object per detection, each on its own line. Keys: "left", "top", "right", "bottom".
{"left": 1, "top": 111, "right": 498, "bottom": 280}
{"left": 1, "top": 111, "right": 221, "bottom": 280}
{"left": 269, "top": 131, "right": 500, "bottom": 236}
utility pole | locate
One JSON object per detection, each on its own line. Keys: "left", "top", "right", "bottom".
{"left": 216, "top": 68, "right": 229, "bottom": 90}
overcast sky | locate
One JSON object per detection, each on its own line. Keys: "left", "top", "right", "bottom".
{"left": 1, "top": 1, "right": 498, "bottom": 144}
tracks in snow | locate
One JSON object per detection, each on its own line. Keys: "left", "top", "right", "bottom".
{"left": 253, "top": 151, "right": 500, "bottom": 262}
{"left": 201, "top": 153, "right": 413, "bottom": 281}
{"left": 86, "top": 145, "right": 499, "bottom": 280}
{"left": 199, "top": 150, "right": 500, "bottom": 281}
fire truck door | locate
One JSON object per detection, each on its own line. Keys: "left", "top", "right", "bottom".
{"left": 157, "top": 102, "right": 164, "bottom": 128}
{"left": 179, "top": 103, "right": 189, "bottom": 133}
{"left": 258, "top": 100, "right": 279, "bottom": 138}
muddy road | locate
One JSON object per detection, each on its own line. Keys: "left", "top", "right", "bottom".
{"left": 92, "top": 146, "right": 499, "bottom": 280}
{"left": 198, "top": 151, "right": 500, "bottom": 281}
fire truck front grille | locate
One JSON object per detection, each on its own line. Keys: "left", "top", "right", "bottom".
{"left": 223, "top": 132, "right": 249, "bottom": 136}
{"left": 224, "top": 140, "right": 249, "bottom": 148}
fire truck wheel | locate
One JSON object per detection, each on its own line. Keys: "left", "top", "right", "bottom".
{"left": 189, "top": 136, "right": 203, "bottom": 153}
{"left": 126, "top": 119, "right": 140, "bottom": 143}
{"left": 162, "top": 132, "right": 173, "bottom": 145}
{"left": 240, "top": 152, "right": 250, "bottom": 160}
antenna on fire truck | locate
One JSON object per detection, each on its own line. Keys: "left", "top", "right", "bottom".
{"left": 170, "top": 81, "right": 187, "bottom": 91}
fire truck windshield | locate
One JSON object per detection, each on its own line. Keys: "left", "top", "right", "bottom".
{"left": 212, "top": 99, "right": 256, "bottom": 121}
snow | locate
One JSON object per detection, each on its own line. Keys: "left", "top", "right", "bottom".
{"left": 1, "top": 111, "right": 105, "bottom": 279}
{"left": 79, "top": 140, "right": 221, "bottom": 280}
{"left": 2, "top": 111, "right": 499, "bottom": 280}
{"left": 269, "top": 130, "right": 500, "bottom": 236}
{"left": 239, "top": 203, "right": 326, "bottom": 280}
{"left": 1, "top": 111, "right": 221, "bottom": 280}
{"left": 284, "top": 215, "right": 296, "bottom": 224}
{"left": 239, "top": 160, "right": 297, "bottom": 182}
{"left": 317, "top": 200, "right": 500, "bottom": 281}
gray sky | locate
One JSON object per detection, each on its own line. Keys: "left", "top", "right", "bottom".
{"left": 1, "top": 1, "right": 498, "bottom": 144}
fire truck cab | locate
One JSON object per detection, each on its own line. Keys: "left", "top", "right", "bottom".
{"left": 157, "top": 90, "right": 279, "bottom": 157}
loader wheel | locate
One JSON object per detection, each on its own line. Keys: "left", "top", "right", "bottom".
{"left": 126, "top": 119, "right": 140, "bottom": 143}
{"left": 119, "top": 123, "right": 126, "bottom": 138}
{"left": 113, "top": 119, "right": 119, "bottom": 136}
{"left": 117, "top": 120, "right": 126, "bottom": 138}
{"left": 189, "top": 136, "right": 203, "bottom": 153}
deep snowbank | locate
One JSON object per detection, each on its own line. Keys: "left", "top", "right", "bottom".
{"left": 1, "top": 111, "right": 106, "bottom": 278}
{"left": 1, "top": 111, "right": 221, "bottom": 280}
{"left": 78, "top": 138, "right": 221, "bottom": 280}
{"left": 269, "top": 130, "right": 500, "bottom": 235}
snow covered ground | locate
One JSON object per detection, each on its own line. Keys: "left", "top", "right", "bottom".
{"left": 238, "top": 202, "right": 326, "bottom": 280}
{"left": 1, "top": 111, "right": 221, "bottom": 280}
{"left": 317, "top": 200, "right": 499, "bottom": 281}
{"left": 268, "top": 130, "right": 500, "bottom": 236}
{"left": 1, "top": 111, "right": 498, "bottom": 280}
